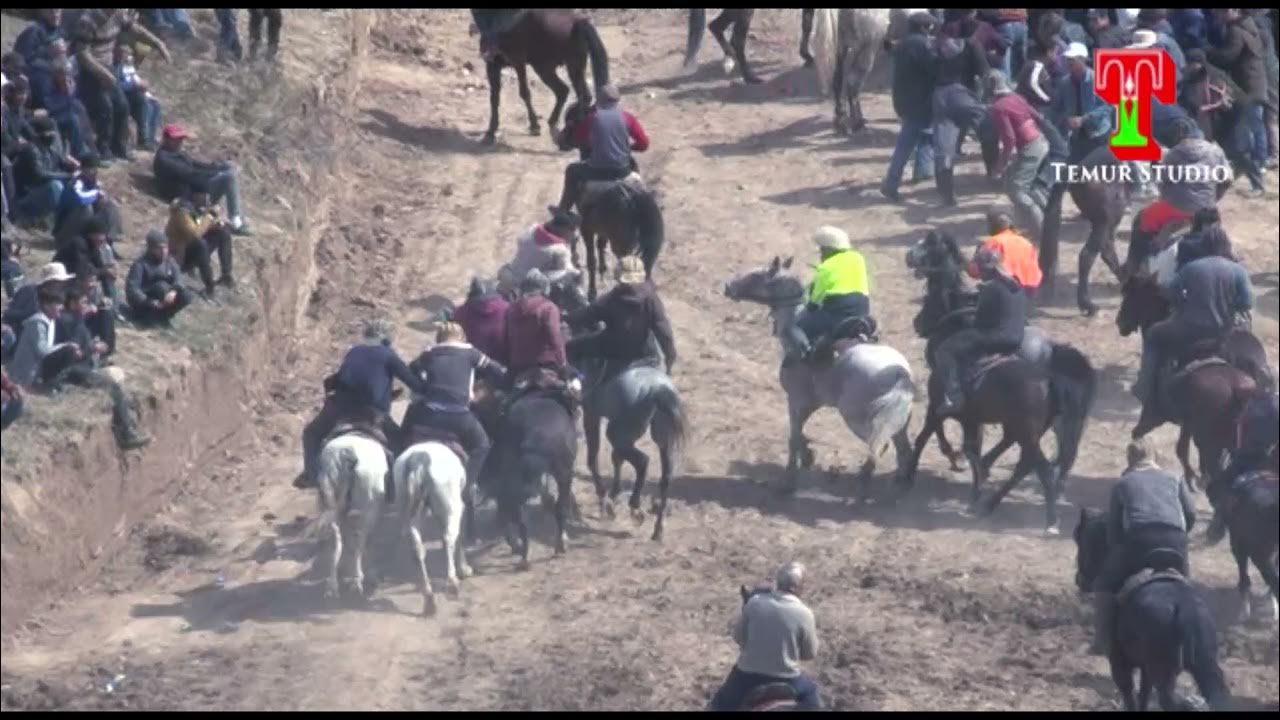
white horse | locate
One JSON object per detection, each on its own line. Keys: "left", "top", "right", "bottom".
{"left": 394, "top": 441, "right": 472, "bottom": 617}
{"left": 725, "top": 257, "right": 917, "bottom": 497}
{"left": 312, "top": 434, "right": 389, "bottom": 601}
{"left": 811, "top": 8, "right": 924, "bottom": 133}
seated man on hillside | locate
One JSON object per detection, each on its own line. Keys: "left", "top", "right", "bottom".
{"left": 1, "top": 239, "right": 24, "bottom": 299}
{"left": 8, "top": 285, "right": 81, "bottom": 390}
{"left": 12, "top": 116, "right": 78, "bottom": 227}
{"left": 165, "top": 179, "right": 236, "bottom": 299}
{"left": 153, "top": 124, "right": 252, "bottom": 236}
{"left": 125, "top": 230, "right": 193, "bottom": 327}
{"left": 3, "top": 262, "right": 76, "bottom": 345}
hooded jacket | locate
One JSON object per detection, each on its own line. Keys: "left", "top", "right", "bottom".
{"left": 1208, "top": 14, "right": 1267, "bottom": 103}
{"left": 453, "top": 292, "right": 510, "bottom": 365}
{"left": 567, "top": 281, "right": 676, "bottom": 367}
{"left": 892, "top": 30, "right": 938, "bottom": 123}
{"left": 935, "top": 35, "right": 989, "bottom": 94}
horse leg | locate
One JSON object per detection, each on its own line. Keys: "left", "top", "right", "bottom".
{"left": 979, "top": 433, "right": 1016, "bottom": 476}
{"left": 708, "top": 10, "right": 736, "bottom": 68}
{"left": 962, "top": 421, "right": 986, "bottom": 512}
{"left": 831, "top": 47, "right": 849, "bottom": 134}
{"left": 325, "top": 515, "right": 343, "bottom": 601}
{"left": 605, "top": 447, "right": 626, "bottom": 520}
{"left": 514, "top": 503, "right": 532, "bottom": 571}
{"left": 846, "top": 48, "right": 873, "bottom": 133}
{"left": 800, "top": 9, "right": 815, "bottom": 66}
{"left": 531, "top": 62, "right": 571, "bottom": 134}
{"left": 350, "top": 520, "right": 371, "bottom": 600}
{"left": 1137, "top": 668, "right": 1154, "bottom": 712}
{"left": 685, "top": 8, "right": 706, "bottom": 68}
{"left": 596, "top": 234, "right": 610, "bottom": 280}
{"left": 407, "top": 518, "right": 437, "bottom": 616}
{"left": 584, "top": 227, "right": 599, "bottom": 301}
{"left": 1155, "top": 677, "right": 1181, "bottom": 712}
{"left": 978, "top": 446, "right": 1031, "bottom": 517}
{"left": 1077, "top": 222, "right": 1105, "bottom": 317}
{"left": 620, "top": 444, "right": 650, "bottom": 525}
{"left": 1099, "top": 217, "right": 1124, "bottom": 285}
{"left": 730, "top": 10, "right": 762, "bottom": 84}
{"left": 899, "top": 409, "right": 943, "bottom": 495}
{"left": 652, "top": 437, "right": 675, "bottom": 542}
{"left": 483, "top": 59, "right": 503, "bottom": 146}
{"left": 1130, "top": 404, "right": 1164, "bottom": 441}
{"left": 1176, "top": 427, "right": 1199, "bottom": 492}
{"left": 554, "top": 469, "right": 571, "bottom": 556}
{"left": 513, "top": 63, "right": 540, "bottom": 137}
{"left": 1110, "top": 658, "right": 1138, "bottom": 712}
{"left": 1231, "top": 531, "right": 1253, "bottom": 623}
{"left": 785, "top": 403, "right": 818, "bottom": 492}
{"left": 585, "top": 409, "right": 608, "bottom": 515}
{"left": 441, "top": 491, "right": 464, "bottom": 595}
{"left": 563, "top": 62, "right": 590, "bottom": 130}
{"left": 934, "top": 421, "right": 967, "bottom": 471}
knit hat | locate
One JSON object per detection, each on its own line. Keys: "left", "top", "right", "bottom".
{"left": 813, "top": 225, "right": 851, "bottom": 252}
{"left": 521, "top": 268, "right": 550, "bottom": 295}
{"left": 145, "top": 230, "right": 168, "bottom": 249}
{"left": 615, "top": 256, "right": 646, "bottom": 285}
{"left": 363, "top": 318, "right": 394, "bottom": 343}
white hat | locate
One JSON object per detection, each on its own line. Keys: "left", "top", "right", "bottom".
{"left": 813, "top": 226, "right": 851, "bottom": 252}
{"left": 615, "top": 255, "right": 646, "bottom": 285}
{"left": 1063, "top": 42, "right": 1090, "bottom": 61}
{"left": 1127, "top": 30, "right": 1158, "bottom": 49}
{"left": 28, "top": 262, "right": 75, "bottom": 286}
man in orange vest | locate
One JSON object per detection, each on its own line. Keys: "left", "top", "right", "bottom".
{"left": 968, "top": 209, "right": 1042, "bottom": 298}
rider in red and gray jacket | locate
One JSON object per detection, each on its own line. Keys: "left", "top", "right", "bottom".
{"left": 554, "top": 83, "right": 649, "bottom": 216}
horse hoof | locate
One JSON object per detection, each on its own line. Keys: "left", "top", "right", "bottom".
{"left": 722, "top": 57, "right": 736, "bottom": 75}
{"left": 743, "top": 74, "right": 764, "bottom": 85}
{"left": 446, "top": 581, "right": 461, "bottom": 598}
{"left": 602, "top": 501, "right": 616, "bottom": 520}
{"left": 517, "top": 559, "right": 532, "bottom": 572}
{"left": 459, "top": 565, "right": 474, "bottom": 580}
{"left": 480, "top": 134, "right": 497, "bottom": 147}
{"left": 630, "top": 506, "right": 646, "bottom": 524}
{"left": 1043, "top": 525, "right": 1061, "bottom": 537}
{"left": 651, "top": 529, "right": 663, "bottom": 543}
{"left": 529, "top": 125, "right": 542, "bottom": 137}
{"left": 422, "top": 596, "right": 438, "bottom": 617}
{"left": 1079, "top": 302, "right": 1098, "bottom": 318}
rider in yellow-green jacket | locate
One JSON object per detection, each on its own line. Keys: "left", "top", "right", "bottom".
{"left": 786, "top": 226, "right": 871, "bottom": 363}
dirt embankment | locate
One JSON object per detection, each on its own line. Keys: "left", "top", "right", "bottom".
{"left": 0, "top": 10, "right": 373, "bottom": 637}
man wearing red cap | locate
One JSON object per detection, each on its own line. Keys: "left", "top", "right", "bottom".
{"left": 153, "top": 123, "right": 252, "bottom": 236}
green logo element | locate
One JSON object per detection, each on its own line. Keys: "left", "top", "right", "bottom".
{"left": 1111, "top": 96, "right": 1147, "bottom": 149}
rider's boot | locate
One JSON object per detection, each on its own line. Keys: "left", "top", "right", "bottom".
{"left": 1204, "top": 510, "right": 1229, "bottom": 545}
{"left": 938, "top": 372, "right": 965, "bottom": 415}
{"left": 1089, "top": 591, "right": 1115, "bottom": 656}
{"left": 937, "top": 168, "right": 957, "bottom": 207}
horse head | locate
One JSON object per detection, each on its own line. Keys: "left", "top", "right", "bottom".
{"left": 1116, "top": 274, "right": 1168, "bottom": 338}
{"left": 723, "top": 256, "right": 804, "bottom": 309}
{"left": 905, "top": 231, "right": 964, "bottom": 280}
{"left": 1073, "top": 507, "right": 1109, "bottom": 593}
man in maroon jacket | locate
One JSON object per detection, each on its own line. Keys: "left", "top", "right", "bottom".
{"left": 503, "top": 269, "right": 568, "bottom": 390}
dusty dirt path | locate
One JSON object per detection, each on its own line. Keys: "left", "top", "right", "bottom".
{"left": 2, "top": 10, "right": 1277, "bottom": 711}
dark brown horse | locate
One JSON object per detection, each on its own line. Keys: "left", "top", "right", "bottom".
{"left": 557, "top": 101, "right": 665, "bottom": 301}
{"left": 1116, "top": 275, "right": 1272, "bottom": 489}
{"left": 900, "top": 233, "right": 1098, "bottom": 534}
{"left": 477, "top": 10, "right": 609, "bottom": 145}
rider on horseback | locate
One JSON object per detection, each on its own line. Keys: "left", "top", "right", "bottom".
{"left": 935, "top": 244, "right": 1026, "bottom": 415}
{"left": 970, "top": 209, "right": 1042, "bottom": 297}
{"left": 554, "top": 83, "right": 650, "bottom": 216}
{"left": 404, "top": 321, "right": 507, "bottom": 497}
{"left": 295, "top": 319, "right": 424, "bottom": 492}
{"left": 565, "top": 255, "right": 677, "bottom": 389}
{"left": 785, "top": 226, "right": 872, "bottom": 365}
{"left": 500, "top": 207, "right": 581, "bottom": 294}
{"left": 1136, "top": 117, "right": 1230, "bottom": 244}
{"left": 503, "top": 269, "right": 579, "bottom": 408}
{"left": 1133, "top": 254, "right": 1254, "bottom": 409}
{"left": 709, "top": 562, "right": 822, "bottom": 711}
{"left": 1090, "top": 439, "right": 1196, "bottom": 656}
{"left": 1205, "top": 390, "right": 1279, "bottom": 544}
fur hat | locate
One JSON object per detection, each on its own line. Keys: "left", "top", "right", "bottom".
{"left": 813, "top": 225, "right": 851, "bottom": 252}
{"left": 363, "top": 318, "right": 394, "bottom": 343}
{"left": 615, "top": 256, "right": 646, "bottom": 284}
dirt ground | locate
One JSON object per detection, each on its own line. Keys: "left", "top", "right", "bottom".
{"left": 2, "top": 9, "right": 1277, "bottom": 712}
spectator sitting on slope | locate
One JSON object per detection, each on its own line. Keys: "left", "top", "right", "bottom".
{"left": 126, "top": 230, "right": 192, "bottom": 327}
{"left": 112, "top": 44, "right": 162, "bottom": 151}
{"left": 164, "top": 179, "right": 236, "bottom": 298}
{"left": 153, "top": 124, "right": 253, "bottom": 236}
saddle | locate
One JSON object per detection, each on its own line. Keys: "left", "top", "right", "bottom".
{"left": 580, "top": 172, "right": 648, "bottom": 214}
{"left": 962, "top": 328, "right": 1052, "bottom": 392}
{"left": 321, "top": 420, "right": 390, "bottom": 451}
{"left": 740, "top": 683, "right": 799, "bottom": 712}
{"left": 401, "top": 424, "right": 468, "bottom": 466}
{"left": 1116, "top": 566, "right": 1187, "bottom": 607}
{"left": 507, "top": 367, "right": 581, "bottom": 417}
{"left": 809, "top": 316, "right": 879, "bottom": 365}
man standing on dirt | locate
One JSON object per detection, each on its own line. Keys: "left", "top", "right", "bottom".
{"left": 880, "top": 11, "right": 939, "bottom": 203}
{"left": 986, "top": 69, "right": 1049, "bottom": 242}
{"left": 709, "top": 562, "right": 822, "bottom": 711}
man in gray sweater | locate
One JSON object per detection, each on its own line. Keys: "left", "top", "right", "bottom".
{"left": 1090, "top": 439, "right": 1196, "bottom": 655}
{"left": 709, "top": 562, "right": 821, "bottom": 711}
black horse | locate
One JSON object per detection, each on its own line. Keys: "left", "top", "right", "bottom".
{"left": 901, "top": 231, "right": 1097, "bottom": 534}
{"left": 476, "top": 9, "right": 610, "bottom": 145}
{"left": 1074, "top": 509, "right": 1231, "bottom": 711}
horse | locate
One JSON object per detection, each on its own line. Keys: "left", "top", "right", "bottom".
{"left": 1074, "top": 509, "right": 1232, "bottom": 711}
{"left": 724, "top": 257, "right": 916, "bottom": 498}
{"left": 1116, "top": 275, "right": 1272, "bottom": 489}
{"left": 571, "top": 356, "right": 688, "bottom": 542}
{"left": 811, "top": 8, "right": 922, "bottom": 133}
{"left": 476, "top": 9, "right": 610, "bottom": 145}
{"left": 901, "top": 232, "right": 1097, "bottom": 533}
{"left": 483, "top": 392, "right": 579, "bottom": 570}
{"left": 1216, "top": 467, "right": 1280, "bottom": 624}
{"left": 309, "top": 433, "right": 390, "bottom": 602}
{"left": 557, "top": 101, "right": 665, "bottom": 301}
{"left": 685, "top": 9, "right": 762, "bottom": 83}
{"left": 393, "top": 441, "right": 471, "bottom": 617}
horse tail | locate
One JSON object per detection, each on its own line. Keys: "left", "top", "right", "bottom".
{"left": 572, "top": 19, "right": 610, "bottom": 90}
{"left": 811, "top": 9, "right": 838, "bottom": 97}
{"left": 1049, "top": 344, "right": 1097, "bottom": 490}
{"left": 650, "top": 383, "right": 689, "bottom": 454}
{"left": 1177, "top": 597, "right": 1232, "bottom": 710}
{"left": 400, "top": 447, "right": 433, "bottom": 521}
{"left": 866, "top": 365, "right": 915, "bottom": 459}
{"left": 304, "top": 444, "right": 358, "bottom": 541}
{"left": 633, "top": 190, "right": 665, "bottom": 279}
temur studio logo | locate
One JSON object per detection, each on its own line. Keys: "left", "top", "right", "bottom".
{"left": 1094, "top": 48, "right": 1176, "bottom": 162}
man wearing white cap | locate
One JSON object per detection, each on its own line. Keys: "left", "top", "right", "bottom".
{"left": 786, "top": 226, "right": 870, "bottom": 364}
{"left": 2, "top": 262, "right": 75, "bottom": 343}
{"left": 1051, "top": 43, "right": 1112, "bottom": 162}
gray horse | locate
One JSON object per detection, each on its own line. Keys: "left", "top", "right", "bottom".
{"left": 572, "top": 356, "right": 689, "bottom": 543}
{"left": 724, "top": 257, "right": 916, "bottom": 495}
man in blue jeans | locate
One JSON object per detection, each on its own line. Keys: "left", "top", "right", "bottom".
{"left": 709, "top": 562, "right": 822, "bottom": 711}
{"left": 216, "top": 9, "right": 244, "bottom": 64}
{"left": 881, "top": 12, "right": 938, "bottom": 203}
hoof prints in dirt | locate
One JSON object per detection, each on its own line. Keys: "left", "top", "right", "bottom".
{"left": 141, "top": 525, "right": 214, "bottom": 573}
